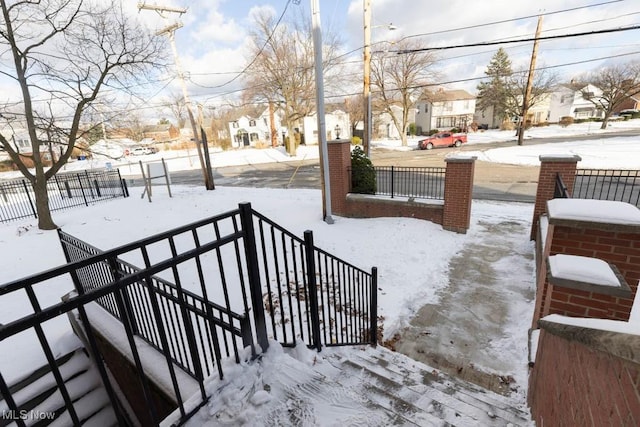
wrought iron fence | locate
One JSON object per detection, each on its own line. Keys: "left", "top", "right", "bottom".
{"left": 0, "top": 203, "right": 377, "bottom": 425}
{"left": 0, "top": 169, "right": 129, "bottom": 223}
{"left": 373, "top": 166, "right": 446, "bottom": 200}
{"left": 573, "top": 169, "right": 640, "bottom": 207}
{"left": 554, "top": 173, "right": 570, "bottom": 199}
{"left": 252, "top": 210, "right": 377, "bottom": 350}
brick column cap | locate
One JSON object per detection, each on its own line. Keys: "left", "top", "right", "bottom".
{"left": 539, "top": 154, "right": 581, "bottom": 163}
{"left": 328, "top": 140, "right": 351, "bottom": 145}
{"left": 445, "top": 156, "right": 477, "bottom": 163}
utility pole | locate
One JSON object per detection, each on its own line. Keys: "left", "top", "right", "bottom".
{"left": 310, "top": 0, "right": 333, "bottom": 224}
{"left": 138, "top": 3, "right": 214, "bottom": 189}
{"left": 518, "top": 15, "right": 543, "bottom": 146}
{"left": 363, "top": 0, "right": 372, "bottom": 157}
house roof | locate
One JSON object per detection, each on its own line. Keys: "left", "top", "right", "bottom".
{"left": 422, "top": 89, "right": 475, "bottom": 102}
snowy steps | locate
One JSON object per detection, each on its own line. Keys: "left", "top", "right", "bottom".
{"left": 0, "top": 349, "right": 117, "bottom": 426}
{"left": 323, "top": 346, "right": 531, "bottom": 426}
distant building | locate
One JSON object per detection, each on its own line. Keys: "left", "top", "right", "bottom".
{"left": 142, "top": 124, "right": 180, "bottom": 143}
{"left": 548, "top": 83, "right": 606, "bottom": 122}
{"left": 228, "top": 107, "right": 282, "bottom": 148}
{"left": 415, "top": 89, "right": 475, "bottom": 134}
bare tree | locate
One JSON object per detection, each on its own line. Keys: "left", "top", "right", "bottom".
{"left": 507, "top": 67, "right": 558, "bottom": 128}
{"left": 242, "top": 9, "right": 341, "bottom": 154}
{"left": 0, "top": 0, "right": 166, "bottom": 229}
{"left": 580, "top": 62, "right": 640, "bottom": 129}
{"left": 371, "top": 39, "right": 438, "bottom": 146}
{"left": 165, "top": 92, "right": 187, "bottom": 129}
{"left": 343, "top": 95, "right": 364, "bottom": 139}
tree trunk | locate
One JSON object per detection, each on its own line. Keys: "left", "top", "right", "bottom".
{"left": 600, "top": 113, "right": 610, "bottom": 130}
{"left": 33, "top": 173, "right": 57, "bottom": 230}
{"left": 285, "top": 117, "right": 296, "bottom": 155}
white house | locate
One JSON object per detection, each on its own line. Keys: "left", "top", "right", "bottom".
{"left": 375, "top": 105, "right": 417, "bottom": 139}
{"left": 415, "top": 89, "right": 476, "bottom": 134}
{"left": 548, "top": 83, "right": 605, "bottom": 122}
{"left": 227, "top": 108, "right": 283, "bottom": 148}
{"left": 302, "top": 109, "right": 350, "bottom": 144}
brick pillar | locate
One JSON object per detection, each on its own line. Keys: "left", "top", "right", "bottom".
{"left": 530, "top": 155, "right": 581, "bottom": 240}
{"left": 443, "top": 156, "right": 476, "bottom": 234}
{"left": 327, "top": 140, "right": 351, "bottom": 216}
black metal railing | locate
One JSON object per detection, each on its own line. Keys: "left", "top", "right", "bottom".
{"left": 554, "top": 173, "right": 570, "bottom": 199}
{"left": 573, "top": 169, "right": 640, "bottom": 206}
{"left": 252, "top": 210, "right": 377, "bottom": 350}
{"left": 0, "top": 168, "right": 129, "bottom": 223}
{"left": 372, "top": 166, "right": 446, "bottom": 200}
{"left": 0, "top": 203, "right": 376, "bottom": 425}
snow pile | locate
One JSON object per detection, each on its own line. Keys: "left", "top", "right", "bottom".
{"left": 549, "top": 254, "right": 621, "bottom": 287}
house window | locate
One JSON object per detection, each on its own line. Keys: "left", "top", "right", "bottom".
{"left": 17, "top": 139, "right": 30, "bottom": 149}
{"left": 249, "top": 120, "right": 256, "bottom": 127}
{"left": 444, "top": 101, "right": 453, "bottom": 111}
{"left": 234, "top": 135, "right": 242, "bottom": 143}
{"left": 263, "top": 118, "right": 268, "bottom": 125}
{"left": 232, "top": 121, "right": 239, "bottom": 128}
{"left": 250, "top": 132, "right": 259, "bottom": 141}
{"left": 424, "top": 104, "right": 428, "bottom": 113}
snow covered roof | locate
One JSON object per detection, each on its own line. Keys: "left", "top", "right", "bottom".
{"left": 547, "top": 199, "right": 640, "bottom": 227}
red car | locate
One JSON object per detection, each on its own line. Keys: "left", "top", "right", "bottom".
{"left": 418, "top": 132, "right": 467, "bottom": 150}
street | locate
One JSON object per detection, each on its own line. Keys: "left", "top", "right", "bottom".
{"left": 132, "top": 130, "right": 640, "bottom": 203}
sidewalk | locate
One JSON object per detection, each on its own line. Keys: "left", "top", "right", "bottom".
{"left": 392, "top": 200, "right": 536, "bottom": 401}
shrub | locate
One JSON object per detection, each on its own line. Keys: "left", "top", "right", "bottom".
{"left": 351, "top": 136, "right": 362, "bottom": 146}
{"left": 350, "top": 146, "right": 376, "bottom": 194}
{"left": 632, "top": 112, "right": 640, "bottom": 119}
{"left": 450, "top": 127, "right": 462, "bottom": 133}
{"left": 559, "top": 116, "right": 574, "bottom": 127}
{"left": 428, "top": 129, "right": 439, "bottom": 136}
{"left": 534, "top": 121, "right": 549, "bottom": 127}
{"left": 408, "top": 123, "right": 417, "bottom": 136}
{"left": 469, "top": 122, "right": 479, "bottom": 132}
{"left": 500, "top": 121, "right": 515, "bottom": 131}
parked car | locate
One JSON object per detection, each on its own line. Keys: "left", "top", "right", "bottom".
{"left": 130, "top": 146, "right": 157, "bottom": 155}
{"left": 418, "top": 132, "right": 467, "bottom": 150}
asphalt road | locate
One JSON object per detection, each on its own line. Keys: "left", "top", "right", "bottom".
{"left": 132, "top": 129, "right": 640, "bottom": 203}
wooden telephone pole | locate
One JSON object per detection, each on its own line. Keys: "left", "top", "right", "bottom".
{"left": 518, "top": 15, "right": 543, "bottom": 146}
{"left": 138, "top": 3, "right": 214, "bottom": 189}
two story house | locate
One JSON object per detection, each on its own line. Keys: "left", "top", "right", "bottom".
{"left": 415, "top": 89, "right": 476, "bottom": 134}
{"left": 228, "top": 107, "right": 283, "bottom": 148}
{"left": 548, "top": 83, "right": 605, "bottom": 122}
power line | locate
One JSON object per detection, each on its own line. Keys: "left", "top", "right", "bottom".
{"left": 397, "top": 0, "right": 624, "bottom": 41}
{"left": 397, "top": 25, "right": 640, "bottom": 54}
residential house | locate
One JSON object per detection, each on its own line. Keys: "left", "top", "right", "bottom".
{"left": 548, "top": 83, "right": 605, "bottom": 122}
{"left": 415, "top": 89, "right": 475, "bottom": 134}
{"left": 302, "top": 108, "right": 350, "bottom": 144}
{"left": 375, "top": 105, "right": 416, "bottom": 139}
{"left": 142, "top": 124, "right": 180, "bottom": 143}
{"left": 228, "top": 107, "right": 283, "bottom": 148}
{"left": 615, "top": 94, "right": 640, "bottom": 113}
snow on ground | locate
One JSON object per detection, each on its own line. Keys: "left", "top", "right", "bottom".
{"left": 0, "top": 185, "right": 532, "bottom": 387}
{"left": 0, "top": 122, "right": 636, "bottom": 422}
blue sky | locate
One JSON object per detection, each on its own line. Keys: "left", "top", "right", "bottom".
{"left": 2, "top": 0, "right": 640, "bottom": 119}
{"left": 131, "top": 0, "right": 640, "bottom": 108}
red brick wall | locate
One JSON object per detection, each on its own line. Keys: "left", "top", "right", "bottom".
{"left": 529, "top": 329, "right": 640, "bottom": 426}
{"left": 443, "top": 158, "right": 475, "bottom": 233}
{"left": 345, "top": 196, "right": 444, "bottom": 223}
{"left": 530, "top": 155, "right": 581, "bottom": 240}
{"left": 327, "top": 141, "right": 352, "bottom": 216}
{"left": 539, "top": 226, "right": 640, "bottom": 322}
{"left": 326, "top": 142, "right": 474, "bottom": 232}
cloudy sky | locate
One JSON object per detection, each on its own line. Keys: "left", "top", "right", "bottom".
{"left": 3, "top": 0, "right": 640, "bottom": 120}
{"left": 130, "top": 0, "right": 640, "bottom": 106}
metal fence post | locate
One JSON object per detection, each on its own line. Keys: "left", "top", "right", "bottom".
{"left": 21, "top": 180, "right": 37, "bottom": 219}
{"left": 391, "top": 166, "right": 395, "bottom": 199}
{"left": 238, "top": 203, "right": 269, "bottom": 353}
{"left": 370, "top": 266, "right": 378, "bottom": 346}
{"left": 77, "top": 174, "right": 89, "bottom": 206}
{"left": 304, "top": 230, "right": 322, "bottom": 352}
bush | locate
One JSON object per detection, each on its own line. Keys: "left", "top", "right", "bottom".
{"left": 351, "top": 136, "right": 362, "bottom": 146}
{"left": 350, "top": 146, "right": 376, "bottom": 194}
{"left": 408, "top": 123, "right": 417, "bottom": 136}
{"left": 500, "top": 121, "right": 515, "bottom": 131}
{"left": 428, "top": 129, "right": 439, "bottom": 136}
{"left": 534, "top": 121, "right": 549, "bottom": 127}
{"left": 559, "top": 116, "right": 574, "bottom": 127}
{"left": 450, "top": 127, "right": 462, "bottom": 133}
{"left": 632, "top": 112, "right": 640, "bottom": 119}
